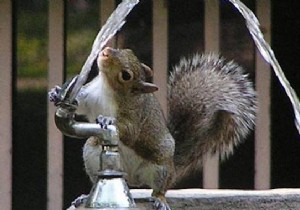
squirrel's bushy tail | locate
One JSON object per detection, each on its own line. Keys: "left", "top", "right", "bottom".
{"left": 168, "top": 53, "right": 256, "bottom": 181}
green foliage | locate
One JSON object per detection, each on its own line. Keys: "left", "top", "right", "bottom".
{"left": 66, "top": 29, "right": 95, "bottom": 77}
{"left": 18, "top": 36, "right": 48, "bottom": 78}
{"left": 66, "top": 1, "right": 99, "bottom": 77}
{"left": 17, "top": 0, "right": 99, "bottom": 80}
{"left": 17, "top": 5, "right": 48, "bottom": 78}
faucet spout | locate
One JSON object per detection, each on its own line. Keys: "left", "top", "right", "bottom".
{"left": 54, "top": 104, "right": 118, "bottom": 144}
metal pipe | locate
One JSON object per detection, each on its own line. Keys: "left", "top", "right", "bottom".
{"left": 54, "top": 105, "right": 118, "bottom": 144}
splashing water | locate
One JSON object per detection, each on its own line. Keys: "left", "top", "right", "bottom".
{"left": 68, "top": 0, "right": 139, "bottom": 103}
{"left": 228, "top": 0, "right": 300, "bottom": 134}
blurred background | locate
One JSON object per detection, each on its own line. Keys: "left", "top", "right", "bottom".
{"left": 3, "top": 0, "right": 300, "bottom": 209}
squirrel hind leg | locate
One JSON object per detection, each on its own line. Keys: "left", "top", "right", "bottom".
{"left": 152, "top": 191, "right": 171, "bottom": 210}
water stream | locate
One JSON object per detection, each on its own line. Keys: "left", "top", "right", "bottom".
{"left": 228, "top": 0, "right": 300, "bottom": 134}
{"left": 67, "top": 0, "right": 139, "bottom": 103}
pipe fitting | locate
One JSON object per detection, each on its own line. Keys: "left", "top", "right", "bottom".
{"left": 54, "top": 105, "right": 119, "bottom": 145}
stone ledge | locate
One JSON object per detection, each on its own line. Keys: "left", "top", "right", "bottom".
{"left": 69, "top": 188, "right": 300, "bottom": 210}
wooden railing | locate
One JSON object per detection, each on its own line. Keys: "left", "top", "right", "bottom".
{"left": 0, "top": 1, "right": 13, "bottom": 210}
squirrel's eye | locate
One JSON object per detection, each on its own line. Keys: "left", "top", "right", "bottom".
{"left": 119, "top": 70, "right": 133, "bottom": 82}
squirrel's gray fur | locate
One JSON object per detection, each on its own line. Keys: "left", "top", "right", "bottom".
{"left": 52, "top": 48, "right": 256, "bottom": 209}
{"left": 168, "top": 53, "right": 256, "bottom": 181}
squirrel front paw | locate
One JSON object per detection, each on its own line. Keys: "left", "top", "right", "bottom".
{"left": 96, "top": 115, "right": 116, "bottom": 129}
{"left": 49, "top": 85, "right": 79, "bottom": 109}
{"left": 48, "top": 85, "right": 62, "bottom": 106}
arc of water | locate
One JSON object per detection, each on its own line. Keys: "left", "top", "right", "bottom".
{"left": 67, "top": 0, "right": 139, "bottom": 103}
{"left": 228, "top": 0, "right": 300, "bottom": 134}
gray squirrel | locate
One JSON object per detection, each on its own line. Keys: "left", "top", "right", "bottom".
{"left": 49, "top": 47, "right": 256, "bottom": 210}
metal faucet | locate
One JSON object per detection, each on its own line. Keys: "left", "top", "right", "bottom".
{"left": 51, "top": 76, "right": 136, "bottom": 208}
{"left": 84, "top": 130, "right": 136, "bottom": 208}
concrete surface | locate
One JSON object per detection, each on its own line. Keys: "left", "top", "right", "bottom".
{"left": 68, "top": 188, "right": 300, "bottom": 210}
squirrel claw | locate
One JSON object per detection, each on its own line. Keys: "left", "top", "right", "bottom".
{"left": 153, "top": 197, "right": 171, "bottom": 210}
{"left": 96, "top": 115, "right": 116, "bottom": 129}
{"left": 48, "top": 85, "right": 62, "bottom": 105}
{"left": 71, "top": 194, "right": 88, "bottom": 208}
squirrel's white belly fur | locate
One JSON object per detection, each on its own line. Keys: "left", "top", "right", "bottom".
{"left": 78, "top": 74, "right": 158, "bottom": 187}
{"left": 84, "top": 139, "right": 160, "bottom": 187}
{"left": 82, "top": 137, "right": 102, "bottom": 183}
{"left": 76, "top": 73, "right": 117, "bottom": 121}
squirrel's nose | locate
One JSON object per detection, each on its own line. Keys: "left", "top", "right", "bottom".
{"left": 101, "top": 47, "right": 114, "bottom": 58}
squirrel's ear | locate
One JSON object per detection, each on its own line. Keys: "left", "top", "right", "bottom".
{"left": 141, "top": 63, "right": 154, "bottom": 82}
{"left": 132, "top": 81, "right": 158, "bottom": 94}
